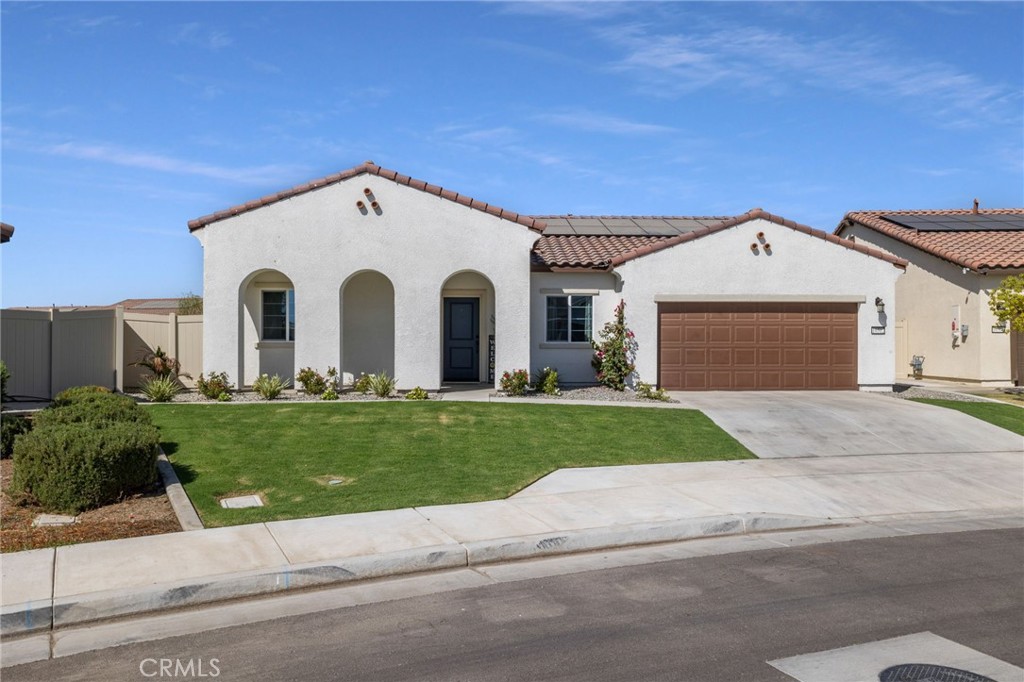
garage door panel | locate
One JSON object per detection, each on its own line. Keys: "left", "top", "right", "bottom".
{"left": 659, "top": 302, "right": 858, "bottom": 390}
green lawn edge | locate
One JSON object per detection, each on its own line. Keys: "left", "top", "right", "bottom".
{"left": 910, "top": 398, "right": 1024, "bottom": 436}
{"left": 148, "top": 402, "right": 754, "bottom": 527}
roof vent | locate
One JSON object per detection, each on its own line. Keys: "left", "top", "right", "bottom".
{"left": 972, "top": 198, "right": 980, "bottom": 213}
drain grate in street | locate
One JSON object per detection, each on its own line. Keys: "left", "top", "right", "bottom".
{"left": 879, "top": 663, "right": 996, "bottom": 682}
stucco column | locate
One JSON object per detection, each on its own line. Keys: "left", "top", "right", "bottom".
{"left": 291, "top": 273, "right": 340, "bottom": 379}
{"left": 201, "top": 266, "right": 241, "bottom": 387}
{"left": 494, "top": 272, "right": 532, "bottom": 390}
{"left": 394, "top": 282, "right": 441, "bottom": 390}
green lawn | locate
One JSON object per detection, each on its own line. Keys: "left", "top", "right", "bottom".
{"left": 911, "top": 399, "right": 1024, "bottom": 436}
{"left": 149, "top": 402, "right": 753, "bottom": 527}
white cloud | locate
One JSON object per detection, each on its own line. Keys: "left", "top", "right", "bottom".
{"left": 41, "top": 140, "right": 305, "bottom": 185}
{"left": 535, "top": 109, "right": 676, "bottom": 135}
{"left": 171, "top": 22, "right": 232, "bottom": 50}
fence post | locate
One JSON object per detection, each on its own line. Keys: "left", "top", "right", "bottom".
{"left": 115, "top": 306, "right": 125, "bottom": 392}
{"left": 167, "top": 312, "right": 178, "bottom": 363}
{"left": 49, "top": 307, "right": 59, "bottom": 400}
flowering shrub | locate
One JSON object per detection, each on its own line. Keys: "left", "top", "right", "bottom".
{"left": 591, "top": 300, "right": 637, "bottom": 391}
{"left": 297, "top": 366, "right": 338, "bottom": 396}
{"left": 500, "top": 369, "right": 530, "bottom": 396}
{"left": 535, "top": 367, "right": 561, "bottom": 396}
{"left": 197, "top": 372, "right": 233, "bottom": 400}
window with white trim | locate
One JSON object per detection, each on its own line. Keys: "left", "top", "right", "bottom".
{"left": 546, "top": 295, "right": 592, "bottom": 342}
{"left": 262, "top": 289, "right": 295, "bottom": 341}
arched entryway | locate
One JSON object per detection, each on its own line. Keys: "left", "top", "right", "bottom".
{"left": 239, "top": 269, "right": 296, "bottom": 386}
{"left": 341, "top": 270, "right": 395, "bottom": 385}
{"left": 439, "top": 271, "right": 495, "bottom": 384}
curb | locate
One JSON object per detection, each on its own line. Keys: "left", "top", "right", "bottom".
{"left": 0, "top": 512, "right": 842, "bottom": 637}
{"left": 156, "top": 449, "right": 204, "bottom": 532}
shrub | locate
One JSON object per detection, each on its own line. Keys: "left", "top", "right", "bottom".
{"left": 321, "top": 387, "right": 339, "bottom": 401}
{"left": 12, "top": 420, "right": 159, "bottom": 513}
{"left": 197, "top": 372, "right": 233, "bottom": 400}
{"left": 252, "top": 373, "right": 289, "bottom": 400}
{"left": 405, "top": 386, "right": 429, "bottom": 400}
{"left": 592, "top": 300, "right": 637, "bottom": 391}
{"left": 500, "top": 369, "right": 530, "bottom": 396}
{"left": 131, "top": 346, "right": 191, "bottom": 380}
{"left": 35, "top": 393, "right": 151, "bottom": 430}
{"left": 353, "top": 373, "right": 371, "bottom": 394}
{"left": 140, "top": 376, "right": 181, "bottom": 402}
{"left": 1, "top": 415, "right": 32, "bottom": 459}
{"left": 216, "top": 391, "right": 233, "bottom": 402}
{"left": 0, "top": 361, "right": 9, "bottom": 401}
{"left": 53, "top": 385, "right": 112, "bottom": 406}
{"left": 635, "top": 381, "right": 670, "bottom": 402}
{"left": 535, "top": 367, "right": 561, "bottom": 396}
{"left": 296, "top": 367, "right": 329, "bottom": 396}
{"left": 366, "top": 372, "right": 396, "bottom": 398}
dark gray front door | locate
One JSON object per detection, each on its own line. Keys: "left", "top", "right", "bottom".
{"left": 444, "top": 298, "right": 479, "bottom": 382}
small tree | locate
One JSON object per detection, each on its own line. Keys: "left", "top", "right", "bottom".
{"left": 989, "top": 274, "right": 1024, "bottom": 332}
{"left": 591, "top": 300, "right": 637, "bottom": 391}
{"left": 177, "top": 292, "right": 203, "bottom": 315}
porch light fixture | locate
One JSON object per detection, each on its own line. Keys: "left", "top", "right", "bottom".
{"left": 875, "top": 297, "right": 885, "bottom": 313}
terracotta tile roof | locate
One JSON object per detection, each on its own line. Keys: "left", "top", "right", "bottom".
{"left": 838, "top": 208, "right": 1024, "bottom": 271}
{"left": 188, "top": 161, "right": 546, "bottom": 233}
{"left": 532, "top": 209, "right": 907, "bottom": 270}
{"left": 0, "top": 222, "right": 14, "bottom": 243}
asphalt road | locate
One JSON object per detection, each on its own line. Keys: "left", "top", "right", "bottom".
{"left": 6, "top": 529, "right": 1023, "bottom": 681}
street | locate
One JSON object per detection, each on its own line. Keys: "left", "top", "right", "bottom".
{"left": 5, "top": 528, "right": 1022, "bottom": 681}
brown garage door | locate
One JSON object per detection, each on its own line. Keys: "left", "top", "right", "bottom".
{"left": 658, "top": 302, "right": 858, "bottom": 390}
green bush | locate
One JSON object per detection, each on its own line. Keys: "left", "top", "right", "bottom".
{"left": 13, "top": 420, "right": 159, "bottom": 513}
{"left": 366, "top": 372, "right": 396, "bottom": 398}
{"left": 405, "top": 386, "right": 429, "bottom": 400}
{"left": 140, "top": 376, "right": 181, "bottom": 402}
{"left": 535, "top": 367, "right": 561, "bottom": 396}
{"left": 53, "top": 385, "right": 112, "bottom": 406}
{"left": 0, "top": 361, "right": 10, "bottom": 401}
{"left": 217, "top": 391, "right": 233, "bottom": 402}
{"left": 592, "top": 300, "right": 637, "bottom": 391}
{"left": 321, "top": 387, "right": 339, "bottom": 401}
{"left": 252, "top": 373, "right": 289, "bottom": 400}
{"left": 296, "top": 367, "right": 329, "bottom": 396}
{"left": 635, "top": 381, "right": 670, "bottom": 402}
{"left": 2, "top": 415, "right": 32, "bottom": 458}
{"left": 500, "top": 369, "right": 530, "bottom": 396}
{"left": 35, "top": 393, "right": 151, "bottom": 430}
{"left": 197, "top": 372, "right": 233, "bottom": 400}
{"left": 353, "top": 373, "right": 371, "bottom": 395}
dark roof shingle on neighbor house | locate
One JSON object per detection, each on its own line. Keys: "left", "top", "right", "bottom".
{"left": 0, "top": 222, "right": 14, "bottom": 243}
{"left": 837, "top": 208, "right": 1024, "bottom": 271}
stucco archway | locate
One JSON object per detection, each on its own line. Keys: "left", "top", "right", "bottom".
{"left": 340, "top": 270, "right": 395, "bottom": 385}
{"left": 439, "top": 271, "right": 496, "bottom": 384}
{"left": 239, "top": 269, "right": 295, "bottom": 386}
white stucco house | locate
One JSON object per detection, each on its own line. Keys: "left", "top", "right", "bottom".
{"left": 189, "top": 161, "right": 906, "bottom": 392}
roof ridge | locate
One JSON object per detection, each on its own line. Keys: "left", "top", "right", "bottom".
{"left": 188, "top": 162, "right": 546, "bottom": 233}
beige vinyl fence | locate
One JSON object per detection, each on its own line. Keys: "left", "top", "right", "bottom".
{"left": 1, "top": 307, "right": 203, "bottom": 400}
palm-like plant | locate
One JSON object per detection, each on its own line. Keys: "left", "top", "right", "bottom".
{"left": 131, "top": 346, "right": 191, "bottom": 380}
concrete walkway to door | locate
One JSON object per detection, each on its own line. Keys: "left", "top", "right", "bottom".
{"left": 671, "top": 391, "right": 1023, "bottom": 458}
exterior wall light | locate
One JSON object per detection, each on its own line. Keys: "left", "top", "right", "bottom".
{"left": 875, "top": 297, "right": 885, "bottom": 313}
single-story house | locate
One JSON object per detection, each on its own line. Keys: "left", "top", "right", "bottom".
{"left": 189, "top": 161, "right": 906, "bottom": 391}
{"left": 836, "top": 207, "right": 1024, "bottom": 386}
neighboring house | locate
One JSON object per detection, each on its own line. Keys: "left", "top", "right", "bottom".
{"left": 189, "top": 161, "right": 905, "bottom": 391}
{"left": 836, "top": 207, "right": 1024, "bottom": 385}
{"left": 1, "top": 222, "right": 14, "bottom": 243}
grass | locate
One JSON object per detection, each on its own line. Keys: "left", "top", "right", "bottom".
{"left": 911, "top": 399, "right": 1024, "bottom": 436}
{"left": 149, "top": 402, "right": 753, "bottom": 527}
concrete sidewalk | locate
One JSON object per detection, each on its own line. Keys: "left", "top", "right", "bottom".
{"left": 3, "top": 450, "right": 1021, "bottom": 643}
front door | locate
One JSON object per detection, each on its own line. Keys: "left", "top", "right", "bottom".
{"left": 444, "top": 298, "right": 479, "bottom": 382}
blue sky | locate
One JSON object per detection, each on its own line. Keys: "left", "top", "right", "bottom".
{"left": 2, "top": 1, "right": 1022, "bottom": 307}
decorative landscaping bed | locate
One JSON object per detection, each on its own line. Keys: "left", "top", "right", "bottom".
{"left": 0, "top": 458, "right": 179, "bottom": 552}
{"left": 494, "top": 385, "right": 678, "bottom": 403}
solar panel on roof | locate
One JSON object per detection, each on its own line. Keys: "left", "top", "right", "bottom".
{"left": 882, "top": 213, "right": 1024, "bottom": 231}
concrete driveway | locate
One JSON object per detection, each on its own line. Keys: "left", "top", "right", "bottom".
{"left": 670, "top": 391, "right": 1023, "bottom": 458}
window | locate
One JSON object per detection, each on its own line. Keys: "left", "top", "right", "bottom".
{"left": 262, "top": 289, "right": 295, "bottom": 341}
{"left": 546, "top": 295, "right": 592, "bottom": 343}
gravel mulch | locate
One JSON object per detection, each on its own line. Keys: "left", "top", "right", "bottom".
{"left": 126, "top": 389, "right": 431, "bottom": 404}
{"left": 1, "top": 458, "right": 181, "bottom": 553}
{"left": 888, "top": 385, "right": 992, "bottom": 403}
{"left": 495, "top": 385, "right": 678, "bottom": 403}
